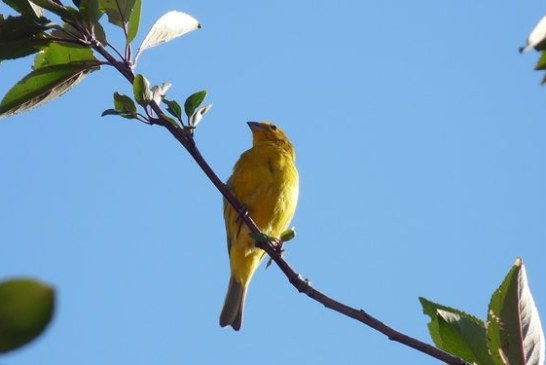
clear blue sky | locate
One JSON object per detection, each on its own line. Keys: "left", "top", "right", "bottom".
{"left": 1, "top": 1, "right": 545, "bottom": 364}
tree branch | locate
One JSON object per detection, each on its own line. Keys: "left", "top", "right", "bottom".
{"left": 89, "top": 40, "right": 472, "bottom": 365}
{"left": 155, "top": 120, "right": 471, "bottom": 365}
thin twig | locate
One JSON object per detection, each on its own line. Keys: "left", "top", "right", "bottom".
{"left": 87, "top": 36, "right": 472, "bottom": 365}
{"left": 155, "top": 119, "right": 472, "bottom": 365}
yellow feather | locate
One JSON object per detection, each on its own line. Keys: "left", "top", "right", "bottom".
{"left": 219, "top": 121, "right": 299, "bottom": 331}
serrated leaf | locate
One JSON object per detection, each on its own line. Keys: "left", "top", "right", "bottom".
{"left": 163, "top": 99, "right": 182, "bottom": 121}
{"left": 0, "top": 61, "right": 100, "bottom": 119}
{"left": 0, "top": 278, "right": 55, "bottom": 354}
{"left": 134, "top": 11, "right": 200, "bottom": 63}
{"left": 487, "top": 258, "right": 545, "bottom": 365}
{"left": 421, "top": 296, "right": 449, "bottom": 347}
{"left": 184, "top": 90, "right": 206, "bottom": 119}
{"left": 419, "top": 297, "right": 494, "bottom": 365}
{"left": 132, "top": 74, "right": 151, "bottom": 106}
{"left": 436, "top": 310, "right": 496, "bottom": 365}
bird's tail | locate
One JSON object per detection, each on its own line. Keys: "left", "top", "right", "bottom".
{"left": 219, "top": 276, "right": 246, "bottom": 331}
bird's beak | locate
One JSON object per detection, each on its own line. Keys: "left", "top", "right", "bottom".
{"left": 247, "top": 121, "right": 264, "bottom": 131}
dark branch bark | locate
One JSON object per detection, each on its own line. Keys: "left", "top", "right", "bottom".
{"left": 155, "top": 119, "right": 471, "bottom": 365}
{"left": 89, "top": 41, "right": 472, "bottom": 365}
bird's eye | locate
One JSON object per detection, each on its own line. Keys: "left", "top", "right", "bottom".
{"left": 271, "top": 125, "right": 277, "bottom": 130}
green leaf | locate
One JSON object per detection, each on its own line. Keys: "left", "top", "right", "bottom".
{"left": 535, "top": 52, "right": 546, "bottom": 71}
{"left": 0, "top": 15, "right": 53, "bottom": 60}
{"left": 535, "top": 38, "right": 546, "bottom": 53}
{"left": 420, "top": 296, "right": 446, "bottom": 347}
{"left": 0, "top": 37, "right": 51, "bottom": 61}
{"left": 0, "top": 15, "right": 53, "bottom": 61}
{"left": 99, "top": 0, "right": 138, "bottom": 34}
{"left": 0, "top": 278, "right": 55, "bottom": 354}
{"left": 76, "top": 0, "right": 107, "bottom": 45}
{"left": 101, "top": 108, "right": 120, "bottom": 116}
{"left": 437, "top": 310, "right": 496, "bottom": 365}
{"left": 101, "top": 108, "right": 137, "bottom": 119}
{"left": 0, "top": 15, "right": 52, "bottom": 43}
{"left": 113, "top": 92, "right": 136, "bottom": 112}
{"left": 487, "top": 258, "right": 545, "bottom": 365}
{"left": 2, "top": 0, "right": 44, "bottom": 17}
{"left": 163, "top": 98, "right": 182, "bottom": 121}
{"left": 48, "top": 22, "right": 88, "bottom": 47}
{"left": 419, "top": 297, "right": 494, "bottom": 365}
{"left": 162, "top": 115, "right": 179, "bottom": 128}
{"left": 28, "top": 0, "right": 79, "bottom": 21}
{"left": 78, "top": 0, "right": 101, "bottom": 23}
{"left": 127, "top": 0, "right": 141, "bottom": 43}
{"left": 91, "top": 21, "right": 107, "bottom": 45}
{"left": 113, "top": 91, "right": 136, "bottom": 117}
{"left": 132, "top": 74, "right": 151, "bottom": 106}
{"left": 33, "top": 42, "right": 95, "bottom": 69}
{"left": 0, "top": 61, "right": 100, "bottom": 119}
{"left": 184, "top": 90, "right": 206, "bottom": 119}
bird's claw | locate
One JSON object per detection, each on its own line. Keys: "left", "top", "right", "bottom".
{"left": 273, "top": 238, "right": 285, "bottom": 255}
{"left": 235, "top": 205, "right": 249, "bottom": 236}
{"left": 264, "top": 238, "right": 285, "bottom": 270}
{"left": 235, "top": 205, "right": 249, "bottom": 224}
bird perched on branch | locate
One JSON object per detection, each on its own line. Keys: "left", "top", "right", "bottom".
{"left": 220, "top": 121, "right": 299, "bottom": 331}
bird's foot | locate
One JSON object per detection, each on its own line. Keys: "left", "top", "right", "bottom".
{"left": 265, "top": 238, "right": 285, "bottom": 269}
{"left": 235, "top": 205, "right": 249, "bottom": 224}
{"left": 235, "top": 205, "right": 249, "bottom": 236}
{"left": 271, "top": 238, "right": 285, "bottom": 255}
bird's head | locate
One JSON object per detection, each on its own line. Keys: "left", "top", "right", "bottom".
{"left": 247, "top": 121, "right": 292, "bottom": 147}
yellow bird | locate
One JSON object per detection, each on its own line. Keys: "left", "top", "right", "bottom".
{"left": 219, "top": 121, "right": 299, "bottom": 331}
